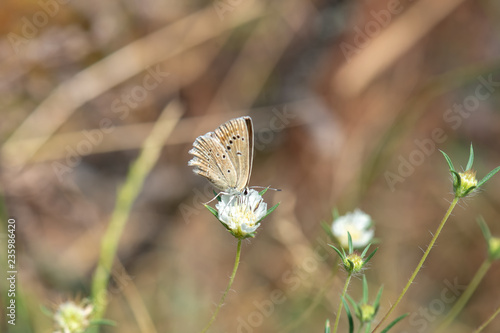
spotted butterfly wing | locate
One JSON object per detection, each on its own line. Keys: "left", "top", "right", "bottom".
{"left": 188, "top": 116, "right": 254, "bottom": 194}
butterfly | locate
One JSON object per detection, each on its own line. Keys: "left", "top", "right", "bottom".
{"left": 188, "top": 116, "right": 254, "bottom": 195}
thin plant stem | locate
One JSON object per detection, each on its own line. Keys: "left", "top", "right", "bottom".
{"left": 372, "top": 197, "right": 460, "bottom": 333}
{"left": 201, "top": 239, "right": 242, "bottom": 333}
{"left": 333, "top": 272, "right": 352, "bottom": 333}
{"left": 280, "top": 260, "right": 339, "bottom": 332}
{"left": 90, "top": 104, "right": 182, "bottom": 326}
{"left": 472, "top": 305, "right": 500, "bottom": 333}
{"left": 437, "top": 258, "right": 493, "bottom": 331}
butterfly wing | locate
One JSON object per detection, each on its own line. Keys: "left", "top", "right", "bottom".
{"left": 188, "top": 132, "right": 239, "bottom": 192}
{"left": 212, "top": 116, "right": 253, "bottom": 192}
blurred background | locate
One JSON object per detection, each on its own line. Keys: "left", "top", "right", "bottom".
{"left": 1, "top": 0, "right": 500, "bottom": 332}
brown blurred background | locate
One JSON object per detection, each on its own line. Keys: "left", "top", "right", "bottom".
{"left": 1, "top": 0, "right": 500, "bottom": 332}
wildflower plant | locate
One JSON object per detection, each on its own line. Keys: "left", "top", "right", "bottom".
{"left": 200, "top": 188, "right": 279, "bottom": 332}
{"left": 440, "top": 144, "right": 500, "bottom": 199}
{"left": 373, "top": 144, "right": 500, "bottom": 332}
{"left": 329, "top": 233, "right": 377, "bottom": 333}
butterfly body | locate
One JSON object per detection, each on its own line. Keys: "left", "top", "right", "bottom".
{"left": 188, "top": 116, "right": 254, "bottom": 194}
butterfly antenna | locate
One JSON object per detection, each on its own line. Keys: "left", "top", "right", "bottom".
{"left": 250, "top": 185, "right": 282, "bottom": 192}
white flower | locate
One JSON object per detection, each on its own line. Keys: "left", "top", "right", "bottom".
{"left": 54, "top": 300, "right": 93, "bottom": 333}
{"left": 216, "top": 189, "right": 267, "bottom": 239}
{"left": 332, "top": 209, "right": 374, "bottom": 249}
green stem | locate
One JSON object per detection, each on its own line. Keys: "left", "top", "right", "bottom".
{"left": 472, "top": 305, "right": 500, "bottom": 333}
{"left": 372, "top": 197, "right": 459, "bottom": 333}
{"left": 437, "top": 258, "right": 493, "bottom": 331}
{"left": 201, "top": 239, "right": 242, "bottom": 333}
{"left": 333, "top": 272, "right": 352, "bottom": 333}
{"left": 90, "top": 105, "right": 181, "bottom": 326}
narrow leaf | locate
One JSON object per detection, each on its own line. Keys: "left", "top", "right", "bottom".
{"left": 348, "top": 232, "right": 353, "bottom": 254}
{"left": 324, "top": 319, "right": 331, "bottom": 333}
{"left": 362, "top": 248, "right": 378, "bottom": 266}
{"left": 90, "top": 319, "right": 117, "bottom": 327}
{"left": 361, "top": 243, "right": 372, "bottom": 257}
{"left": 259, "top": 187, "right": 270, "bottom": 196}
{"left": 362, "top": 275, "right": 369, "bottom": 304}
{"left": 477, "top": 216, "right": 491, "bottom": 241}
{"left": 341, "top": 297, "right": 354, "bottom": 333}
{"left": 328, "top": 244, "right": 345, "bottom": 260}
{"left": 440, "top": 150, "right": 456, "bottom": 172}
{"left": 466, "top": 143, "right": 474, "bottom": 171}
{"left": 259, "top": 203, "right": 280, "bottom": 223}
{"left": 332, "top": 207, "right": 340, "bottom": 220}
{"left": 204, "top": 204, "right": 219, "bottom": 218}
{"left": 477, "top": 166, "right": 500, "bottom": 188}
{"left": 380, "top": 313, "right": 409, "bottom": 333}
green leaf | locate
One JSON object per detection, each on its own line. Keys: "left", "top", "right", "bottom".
{"left": 345, "top": 294, "right": 358, "bottom": 313}
{"left": 332, "top": 207, "right": 340, "bottom": 220}
{"left": 329, "top": 244, "right": 345, "bottom": 260}
{"left": 380, "top": 313, "right": 409, "bottom": 333}
{"left": 90, "top": 319, "right": 117, "bottom": 327}
{"left": 440, "top": 150, "right": 456, "bottom": 172}
{"left": 213, "top": 190, "right": 221, "bottom": 202}
{"left": 341, "top": 296, "right": 354, "bottom": 333}
{"left": 462, "top": 186, "right": 477, "bottom": 197}
{"left": 362, "top": 275, "right": 369, "bottom": 304}
{"left": 466, "top": 143, "right": 474, "bottom": 171}
{"left": 477, "top": 166, "right": 500, "bottom": 188}
{"left": 348, "top": 232, "right": 353, "bottom": 254}
{"left": 204, "top": 204, "right": 219, "bottom": 219}
{"left": 477, "top": 216, "right": 491, "bottom": 241}
{"left": 362, "top": 248, "right": 378, "bottom": 267}
{"left": 324, "top": 319, "right": 331, "bottom": 333}
{"left": 259, "top": 202, "right": 280, "bottom": 222}
{"left": 361, "top": 243, "right": 372, "bottom": 258}
{"left": 259, "top": 187, "right": 270, "bottom": 196}
{"left": 451, "top": 170, "right": 461, "bottom": 190}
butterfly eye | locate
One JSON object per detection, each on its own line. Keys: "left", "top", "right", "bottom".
{"left": 229, "top": 140, "right": 233, "bottom": 144}
{"left": 237, "top": 135, "right": 240, "bottom": 139}
{"left": 227, "top": 146, "right": 231, "bottom": 150}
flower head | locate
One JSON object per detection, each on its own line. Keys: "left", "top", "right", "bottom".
{"left": 206, "top": 189, "right": 279, "bottom": 239}
{"left": 441, "top": 144, "right": 500, "bottom": 198}
{"left": 54, "top": 300, "right": 93, "bottom": 333}
{"left": 332, "top": 209, "right": 374, "bottom": 249}
{"left": 329, "top": 233, "right": 377, "bottom": 275}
